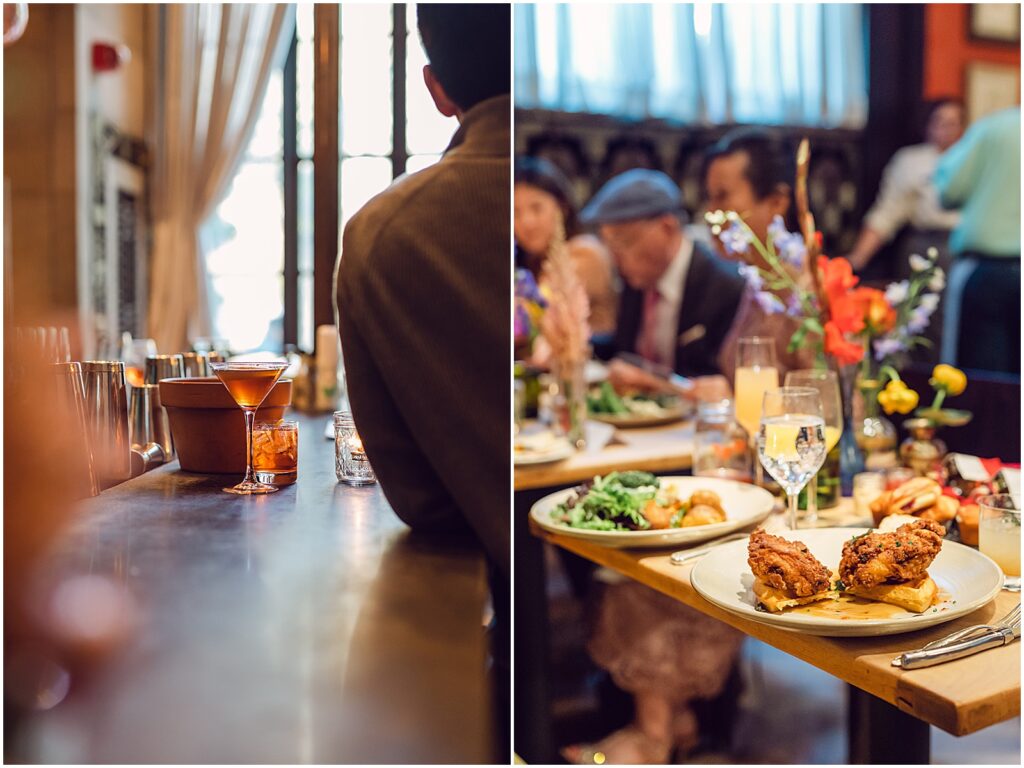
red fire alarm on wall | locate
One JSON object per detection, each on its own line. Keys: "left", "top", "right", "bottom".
{"left": 92, "top": 42, "right": 131, "bottom": 72}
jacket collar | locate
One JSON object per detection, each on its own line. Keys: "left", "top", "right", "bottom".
{"left": 445, "top": 94, "right": 511, "bottom": 158}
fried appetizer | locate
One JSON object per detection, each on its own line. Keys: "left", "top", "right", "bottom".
{"left": 748, "top": 529, "right": 835, "bottom": 612}
{"left": 839, "top": 519, "right": 944, "bottom": 612}
{"left": 682, "top": 504, "right": 725, "bottom": 527}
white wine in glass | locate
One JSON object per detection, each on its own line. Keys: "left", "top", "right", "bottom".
{"left": 758, "top": 387, "right": 828, "bottom": 530}
{"left": 735, "top": 337, "right": 779, "bottom": 486}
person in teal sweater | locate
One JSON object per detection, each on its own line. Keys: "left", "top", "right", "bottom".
{"left": 934, "top": 106, "right": 1021, "bottom": 372}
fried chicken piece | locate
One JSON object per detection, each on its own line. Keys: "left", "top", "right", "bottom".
{"left": 839, "top": 519, "right": 944, "bottom": 589}
{"left": 747, "top": 528, "right": 832, "bottom": 597}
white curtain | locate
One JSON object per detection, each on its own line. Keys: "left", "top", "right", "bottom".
{"left": 147, "top": 3, "right": 293, "bottom": 353}
{"left": 514, "top": 3, "right": 868, "bottom": 129}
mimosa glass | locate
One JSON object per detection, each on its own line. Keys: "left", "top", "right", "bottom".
{"left": 785, "top": 369, "right": 842, "bottom": 523}
{"left": 978, "top": 494, "right": 1020, "bottom": 592}
{"left": 210, "top": 360, "right": 289, "bottom": 495}
{"left": 735, "top": 337, "right": 779, "bottom": 486}
{"left": 758, "top": 387, "right": 827, "bottom": 530}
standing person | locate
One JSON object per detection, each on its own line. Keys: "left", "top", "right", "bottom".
{"left": 335, "top": 4, "right": 509, "bottom": 760}
{"left": 934, "top": 106, "right": 1021, "bottom": 373}
{"left": 845, "top": 98, "right": 965, "bottom": 275}
{"left": 515, "top": 156, "right": 618, "bottom": 338}
{"left": 579, "top": 168, "right": 744, "bottom": 396}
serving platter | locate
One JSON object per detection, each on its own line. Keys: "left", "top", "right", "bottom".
{"left": 690, "top": 527, "right": 1005, "bottom": 637}
{"left": 530, "top": 476, "right": 774, "bottom": 548}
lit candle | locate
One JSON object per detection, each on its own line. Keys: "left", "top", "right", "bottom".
{"left": 348, "top": 434, "right": 366, "bottom": 461}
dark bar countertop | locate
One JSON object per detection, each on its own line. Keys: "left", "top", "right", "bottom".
{"left": 19, "top": 413, "right": 492, "bottom": 763}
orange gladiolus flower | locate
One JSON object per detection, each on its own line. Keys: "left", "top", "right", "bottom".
{"left": 818, "top": 256, "right": 859, "bottom": 299}
{"left": 860, "top": 287, "right": 897, "bottom": 333}
{"left": 823, "top": 320, "right": 864, "bottom": 366}
{"left": 829, "top": 292, "right": 866, "bottom": 335}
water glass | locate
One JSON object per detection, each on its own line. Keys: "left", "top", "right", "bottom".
{"left": 693, "top": 399, "right": 751, "bottom": 482}
{"left": 334, "top": 411, "right": 376, "bottom": 486}
{"left": 978, "top": 494, "right": 1020, "bottom": 592}
{"left": 758, "top": 387, "right": 827, "bottom": 530}
{"left": 853, "top": 471, "right": 886, "bottom": 521}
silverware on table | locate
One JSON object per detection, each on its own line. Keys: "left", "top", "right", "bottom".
{"left": 669, "top": 532, "right": 750, "bottom": 565}
{"left": 892, "top": 608, "right": 1021, "bottom": 670}
{"left": 918, "top": 604, "right": 1021, "bottom": 652}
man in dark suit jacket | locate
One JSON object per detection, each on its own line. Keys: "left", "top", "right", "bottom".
{"left": 580, "top": 169, "right": 745, "bottom": 381}
{"left": 336, "top": 5, "right": 509, "bottom": 759}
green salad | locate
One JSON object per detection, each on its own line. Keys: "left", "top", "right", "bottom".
{"left": 551, "top": 471, "right": 688, "bottom": 531}
{"left": 587, "top": 381, "right": 680, "bottom": 418}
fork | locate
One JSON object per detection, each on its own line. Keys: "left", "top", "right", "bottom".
{"left": 920, "top": 603, "right": 1021, "bottom": 651}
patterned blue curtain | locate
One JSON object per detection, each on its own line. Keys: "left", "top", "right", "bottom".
{"left": 514, "top": 3, "right": 868, "bottom": 128}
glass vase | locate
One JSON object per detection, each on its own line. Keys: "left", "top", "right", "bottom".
{"left": 837, "top": 364, "right": 866, "bottom": 496}
{"left": 856, "top": 377, "right": 899, "bottom": 471}
{"left": 551, "top": 358, "right": 587, "bottom": 450}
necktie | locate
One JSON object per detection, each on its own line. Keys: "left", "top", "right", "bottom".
{"left": 638, "top": 288, "right": 662, "bottom": 364}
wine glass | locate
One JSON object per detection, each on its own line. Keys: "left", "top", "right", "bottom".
{"left": 735, "top": 337, "right": 779, "bottom": 486}
{"left": 209, "top": 360, "right": 289, "bottom": 495}
{"left": 784, "top": 369, "right": 842, "bottom": 524}
{"left": 758, "top": 387, "right": 828, "bottom": 530}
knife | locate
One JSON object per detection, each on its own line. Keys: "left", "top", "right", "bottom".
{"left": 892, "top": 623, "right": 1021, "bottom": 670}
{"left": 669, "top": 532, "right": 749, "bottom": 565}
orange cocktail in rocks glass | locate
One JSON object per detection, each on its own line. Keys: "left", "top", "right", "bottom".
{"left": 209, "top": 360, "right": 289, "bottom": 494}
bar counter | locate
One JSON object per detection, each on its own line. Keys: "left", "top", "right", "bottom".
{"left": 19, "top": 413, "right": 493, "bottom": 763}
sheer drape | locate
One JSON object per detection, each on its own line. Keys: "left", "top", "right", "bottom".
{"left": 147, "top": 3, "right": 293, "bottom": 352}
{"left": 514, "top": 3, "right": 868, "bottom": 128}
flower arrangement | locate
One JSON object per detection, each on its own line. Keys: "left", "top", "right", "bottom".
{"left": 705, "top": 139, "right": 944, "bottom": 374}
{"left": 538, "top": 218, "right": 590, "bottom": 369}
{"left": 514, "top": 267, "right": 546, "bottom": 352}
{"left": 877, "top": 364, "right": 972, "bottom": 427}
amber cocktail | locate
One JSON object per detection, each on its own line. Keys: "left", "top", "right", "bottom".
{"left": 209, "top": 360, "right": 289, "bottom": 494}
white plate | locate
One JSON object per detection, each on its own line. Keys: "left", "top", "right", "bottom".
{"left": 530, "top": 476, "right": 774, "bottom": 548}
{"left": 590, "top": 400, "right": 692, "bottom": 428}
{"left": 514, "top": 434, "right": 575, "bottom": 466}
{"left": 691, "top": 527, "right": 1005, "bottom": 637}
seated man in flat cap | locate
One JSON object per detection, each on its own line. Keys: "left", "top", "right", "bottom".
{"left": 580, "top": 169, "right": 744, "bottom": 393}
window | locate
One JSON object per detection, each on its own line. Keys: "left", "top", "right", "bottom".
{"left": 515, "top": 3, "right": 868, "bottom": 128}
{"left": 203, "top": 3, "right": 455, "bottom": 355}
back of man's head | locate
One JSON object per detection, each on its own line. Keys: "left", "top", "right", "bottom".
{"left": 417, "top": 4, "right": 511, "bottom": 112}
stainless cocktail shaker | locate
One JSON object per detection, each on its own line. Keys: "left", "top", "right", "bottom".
{"left": 82, "top": 361, "right": 131, "bottom": 488}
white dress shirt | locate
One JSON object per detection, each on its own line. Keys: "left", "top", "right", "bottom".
{"left": 638, "top": 237, "right": 692, "bottom": 366}
{"left": 864, "top": 143, "right": 961, "bottom": 241}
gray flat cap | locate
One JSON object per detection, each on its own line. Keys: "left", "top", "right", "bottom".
{"left": 579, "top": 168, "right": 684, "bottom": 225}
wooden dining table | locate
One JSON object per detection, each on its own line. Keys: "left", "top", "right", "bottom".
{"left": 514, "top": 419, "right": 1021, "bottom": 764}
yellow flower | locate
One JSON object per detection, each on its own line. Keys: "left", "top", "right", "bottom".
{"left": 878, "top": 379, "right": 919, "bottom": 415}
{"left": 931, "top": 364, "right": 967, "bottom": 396}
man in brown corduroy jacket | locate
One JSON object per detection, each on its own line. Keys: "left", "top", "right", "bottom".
{"left": 336, "top": 5, "right": 510, "bottom": 757}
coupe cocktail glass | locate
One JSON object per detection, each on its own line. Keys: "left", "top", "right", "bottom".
{"left": 209, "top": 361, "right": 289, "bottom": 494}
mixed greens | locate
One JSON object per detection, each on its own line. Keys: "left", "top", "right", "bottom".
{"left": 587, "top": 381, "right": 681, "bottom": 418}
{"left": 552, "top": 471, "right": 680, "bottom": 531}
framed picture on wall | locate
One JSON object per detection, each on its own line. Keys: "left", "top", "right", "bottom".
{"left": 965, "top": 61, "right": 1021, "bottom": 123}
{"left": 969, "top": 3, "right": 1021, "bottom": 44}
